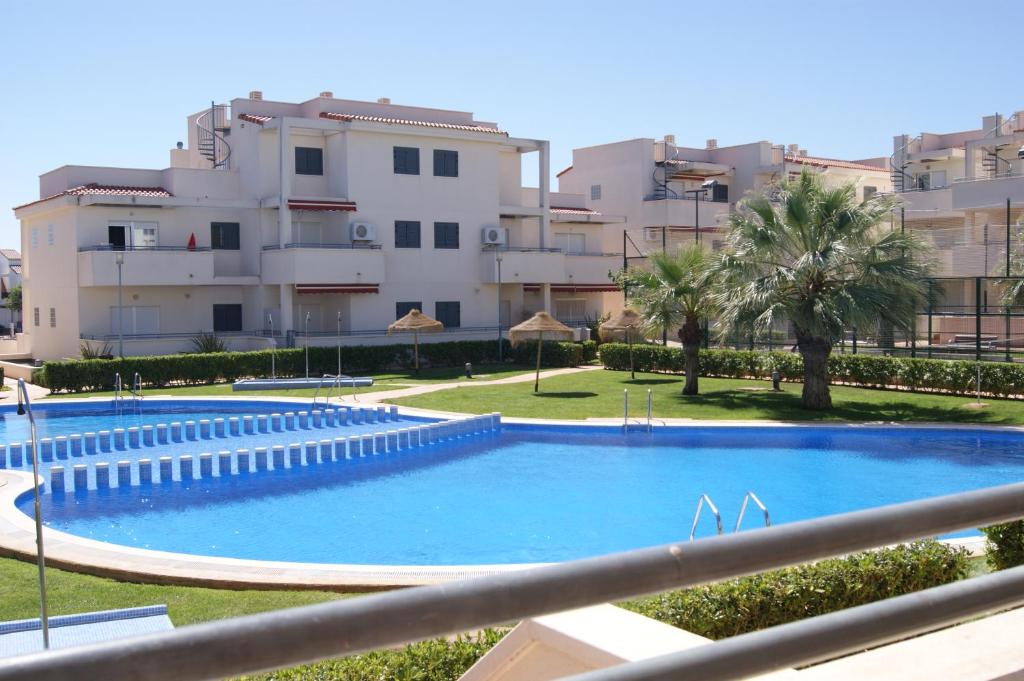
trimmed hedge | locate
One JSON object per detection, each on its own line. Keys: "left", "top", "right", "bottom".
{"left": 624, "top": 540, "right": 968, "bottom": 640}
{"left": 241, "top": 629, "right": 505, "bottom": 681}
{"left": 41, "top": 339, "right": 596, "bottom": 393}
{"left": 981, "top": 521, "right": 1024, "bottom": 571}
{"left": 598, "top": 344, "right": 1024, "bottom": 398}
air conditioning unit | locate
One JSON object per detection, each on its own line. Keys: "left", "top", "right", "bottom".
{"left": 350, "top": 222, "right": 375, "bottom": 242}
{"left": 481, "top": 226, "right": 507, "bottom": 246}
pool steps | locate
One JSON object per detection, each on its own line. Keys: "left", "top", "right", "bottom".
{"left": 0, "top": 405, "right": 410, "bottom": 469}
{"left": 33, "top": 412, "right": 501, "bottom": 493}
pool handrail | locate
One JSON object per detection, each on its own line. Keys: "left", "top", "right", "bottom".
{"left": 130, "top": 372, "right": 143, "bottom": 413}
{"left": 7, "top": 482, "right": 1024, "bottom": 681}
{"left": 689, "top": 493, "right": 723, "bottom": 541}
{"left": 311, "top": 374, "right": 357, "bottom": 409}
{"left": 735, "top": 491, "right": 771, "bottom": 533}
{"left": 15, "top": 378, "right": 49, "bottom": 650}
{"left": 113, "top": 373, "right": 123, "bottom": 415}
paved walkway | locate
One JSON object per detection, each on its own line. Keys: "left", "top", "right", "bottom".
{"left": 1, "top": 377, "right": 48, "bottom": 402}
{"left": 347, "top": 365, "right": 604, "bottom": 403}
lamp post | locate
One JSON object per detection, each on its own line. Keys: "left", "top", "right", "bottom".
{"left": 115, "top": 252, "right": 124, "bottom": 358}
{"left": 684, "top": 179, "right": 719, "bottom": 245}
{"left": 304, "top": 311, "right": 311, "bottom": 379}
{"left": 17, "top": 379, "right": 48, "bottom": 649}
{"left": 336, "top": 310, "right": 342, "bottom": 378}
{"left": 496, "top": 247, "right": 504, "bottom": 362}
{"left": 267, "top": 313, "right": 275, "bottom": 380}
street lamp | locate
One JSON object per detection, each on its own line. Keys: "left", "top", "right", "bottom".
{"left": 336, "top": 310, "right": 342, "bottom": 378}
{"left": 115, "top": 252, "right": 125, "bottom": 358}
{"left": 267, "top": 313, "right": 275, "bottom": 381}
{"left": 683, "top": 179, "right": 719, "bottom": 244}
{"left": 496, "top": 247, "right": 504, "bottom": 362}
{"left": 304, "top": 311, "right": 311, "bottom": 380}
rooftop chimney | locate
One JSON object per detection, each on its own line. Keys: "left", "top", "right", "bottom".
{"left": 249, "top": 90, "right": 263, "bottom": 101}
{"left": 706, "top": 138, "right": 717, "bottom": 150}
{"left": 787, "top": 143, "right": 799, "bottom": 154}
{"left": 377, "top": 97, "right": 391, "bottom": 105}
{"left": 319, "top": 91, "right": 334, "bottom": 98}
{"left": 664, "top": 134, "right": 676, "bottom": 145}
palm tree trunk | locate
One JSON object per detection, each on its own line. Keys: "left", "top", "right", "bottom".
{"left": 796, "top": 330, "right": 832, "bottom": 410}
{"left": 678, "top": 314, "right": 702, "bottom": 395}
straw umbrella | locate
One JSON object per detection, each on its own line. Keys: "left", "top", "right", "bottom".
{"left": 600, "top": 308, "right": 645, "bottom": 379}
{"left": 387, "top": 309, "right": 443, "bottom": 373}
{"left": 509, "top": 311, "right": 574, "bottom": 392}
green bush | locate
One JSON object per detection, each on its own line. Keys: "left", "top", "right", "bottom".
{"left": 581, "top": 340, "right": 599, "bottom": 364}
{"left": 598, "top": 344, "right": 1024, "bottom": 398}
{"left": 624, "top": 541, "right": 968, "bottom": 640}
{"left": 981, "top": 521, "right": 1024, "bottom": 571}
{"left": 241, "top": 629, "right": 505, "bottom": 681}
{"left": 508, "top": 340, "right": 583, "bottom": 368}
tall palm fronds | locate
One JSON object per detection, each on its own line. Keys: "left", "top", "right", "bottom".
{"left": 713, "top": 170, "right": 933, "bottom": 409}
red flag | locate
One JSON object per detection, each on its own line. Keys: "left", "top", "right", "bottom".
{"left": 187, "top": 233, "right": 196, "bottom": 250}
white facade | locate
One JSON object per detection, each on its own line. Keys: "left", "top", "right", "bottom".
{"left": 558, "top": 136, "right": 892, "bottom": 257}
{"left": 0, "top": 249, "right": 21, "bottom": 332}
{"left": 13, "top": 92, "right": 623, "bottom": 360}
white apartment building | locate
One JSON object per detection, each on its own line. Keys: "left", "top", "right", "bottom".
{"left": 0, "top": 249, "right": 21, "bottom": 332}
{"left": 557, "top": 136, "right": 891, "bottom": 258}
{"left": 889, "top": 109, "right": 1024, "bottom": 344}
{"left": 13, "top": 92, "right": 624, "bottom": 360}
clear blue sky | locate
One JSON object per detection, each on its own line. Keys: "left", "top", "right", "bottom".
{"left": 1, "top": 0, "right": 1020, "bottom": 246}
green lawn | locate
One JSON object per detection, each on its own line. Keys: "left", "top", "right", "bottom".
{"left": 390, "top": 369, "right": 1024, "bottom": 425}
{"left": 0, "top": 557, "right": 349, "bottom": 626}
{"left": 45, "top": 364, "right": 535, "bottom": 400}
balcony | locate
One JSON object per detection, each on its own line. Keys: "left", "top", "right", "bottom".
{"left": 564, "top": 252, "right": 622, "bottom": 284}
{"left": 952, "top": 173, "right": 1024, "bottom": 210}
{"left": 78, "top": 246, "right": 214, "bottom": 287}
{"left": 261, "top": 243, "right": 385, "bottom": 285}
{"left": 894, "top": 186, "right": 956, "bottom": 217}
{"left": 640, "top": 197, "right": 730, "bottom": 230}
{"left": 480, "top": 247, "right": 564, "bottom": 284}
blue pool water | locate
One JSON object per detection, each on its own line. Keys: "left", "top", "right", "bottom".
{"left": 27, "top": 424, "right": 1024, "bottom": 565}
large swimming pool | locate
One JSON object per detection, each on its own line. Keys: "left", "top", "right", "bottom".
{"left": 22, "top": 422, "right": 1024, "bottom": 566}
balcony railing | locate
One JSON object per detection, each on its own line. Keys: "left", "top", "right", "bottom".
{"left": 481, "top": 246, "right": 562, "bottom": 253}
{"left": 8, "top": 482, "right": 1024, "bottom": 681}
{"left": 78, "top": 245, "right": 213, "bottom": 253}
{"left": 261, "top": 243, "right": 383, "bottom": 251}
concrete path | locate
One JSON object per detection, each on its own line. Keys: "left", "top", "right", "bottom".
{"left": 348, "top": 365, "right": 604, "bottom": 403}
{"left": 1, "top": 377, "right": 49, "bottom": 402}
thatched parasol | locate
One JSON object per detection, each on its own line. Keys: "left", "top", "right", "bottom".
{"left": 509, "top": 311, "right": 574, "bottom": 392}
{"left": 388, "top": 309, "right": 443, "bottom": 372}
{"left": 600, "top": 309, "right": 645, "bottom": 379}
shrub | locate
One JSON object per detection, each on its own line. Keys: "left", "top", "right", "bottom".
{"left": 191, "top": 332, "right": 228, "bottom": 354}
{"left": 598, "top": 344, "right": 1024, "bottom": 399}
{"left": 624, "top": 541, "right": 968, "bottom": 639}
{"left": 581, "top": 340, "right": 599, "bottom": 364}
{"left": 241, "top": 629, "right": 505, "bottom": 681}
{"left": 80, "top": 341, "right": 114, "bottom": 360}
{"left": 508, "top": 340, "right": 583, "bottom": 368}
{"left": 981, "top": 521, "right": 1024, "bottom": 571}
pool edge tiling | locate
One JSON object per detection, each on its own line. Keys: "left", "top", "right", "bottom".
{"left": 0, "top": 404, "right": 1009, "bottom": 589}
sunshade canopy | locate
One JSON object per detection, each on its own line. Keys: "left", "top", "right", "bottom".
{"left": 509, "top": 312, "right": 574, "bottom": 346}
{"left": 598, "top": 309, "right": 645, "bottom": 342}
{"left": 387, "top": 309, "right": 443, "bottom": 335}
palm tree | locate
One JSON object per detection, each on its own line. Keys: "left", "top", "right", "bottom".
{"left": 713, "top": 171, "right": 931, "bottom": 410}
{"left": 621, "top": 246, "right": 715, "bottom": 395}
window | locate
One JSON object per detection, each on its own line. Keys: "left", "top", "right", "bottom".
{"left": 110, "top": 306, "right": 160, "bottom": 334}
{"left": 396, "top": 301, "right": 422, "bottom": 319}
{"left": 31, "top": 228, "right": 38, "bottom": 248}
{"left": 433, "top": 149, "right": 458, "bottom": 177}
{"left": 554, "top": 232, "right": 586, "bottom": 255}
{"left": 49, "top": 307, "right": 56, "bottom": 327}
{"left": 295, "top": 147, "right": 323, "bottom": 175}
{"left": 433, "top": 222, "right": 459, "bottom": 249}
{"left": 394, "top": 221, "right": 421, "bottom": 248}
{"left": 711, "top": 183, "right": 729, "bottom": 203}
{"left": 33, "top": 307, "right": 39, "bottom": 326}
{"left": 211, "top": 222, "right": 241, "bottom": 250}
{"left": 212, "top": 304, "right": 243, "bottom": 332}
{"left": 435, "top": 301, "right": 460, "bottom": 328}
{"left": 590, "top": 184, "right": 601, "bottom": 200}
{"left": 393, "top": 146, "right": 420, "bottom": 175}
{"left": 863, "top": 186, "right": 878, "bottom": 201}
{"left": 295, "top": 221, "right": 322, "bottom": 245}
{"left": 108, "top": 221, "right": 158, "bottom": 249}
{"left": 47, "top": 224, "right": 54, "bottom": 246}
{"left": 555, "top": 299, "right": 586, "bottom": 323}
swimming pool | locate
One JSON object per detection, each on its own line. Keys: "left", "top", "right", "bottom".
{"left": 22, "top": 422, "right": 1024, "bottom": 566}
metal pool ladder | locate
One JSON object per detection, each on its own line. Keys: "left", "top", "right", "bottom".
{"left": 735, "top": 490, "right": 771, "bottom": 532}
{"left": 622, "top": 388, "right": 654, "bottom": 432}
{"left": 113, "top": 373, "right": 124, "bottom": 415}
{"left": 312, "top": 374, "right": 357, "bottom": 409}
{"left": 689, "top": 494, "right": 723, "bottom": 541}
{"left": 130, "top": 372, "right": 143, "bottom": 413}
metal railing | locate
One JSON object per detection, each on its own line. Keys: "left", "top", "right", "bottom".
{"left": 78, "top": 245, "right": 213, "bottom": 252}
{"left": 6, "top": 482, "right": 1023, "bottom": 681}
{"left": 311, "top": 373, "right": 360, "bottom": 408}
{"left": 735, "top": 491, "right": 771, "bottom": 532}
{"left": 689, "top": 494, "right": 724, "bottom": 540}
{"left": 261, "top": 243, "right": 383, "bottom": 251}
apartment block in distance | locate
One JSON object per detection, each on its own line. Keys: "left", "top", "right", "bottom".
{"left": 889, "top": 110, "right": 1024, "bottom": 344}
{"left": 558, "top": 135, "right": 891, "bottom": 255}
{"left": 13, "top": 91, "right": 624, "bottom": 360}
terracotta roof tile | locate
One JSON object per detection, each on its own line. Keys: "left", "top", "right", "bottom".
{"left": 320, "top": 111, "right": 505, "bottom": 135}
{"left": 556, "top": 165, "right": 573, "bottom": 177}
{"left": 238, "top": 113, "right": 272, "bottom": 125}
{"left": 13, "top": 184, "right": 173, "bottom": 211}
{"left": 0, "top": 249, "right": 20, "bottom": 260}
{"left": 785, "top": 155, "right": 887, "bottom": 173}
{"left": 550, "top": 206, "right": 601, "bottom": 216}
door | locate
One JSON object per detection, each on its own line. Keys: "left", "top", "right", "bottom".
{"left": 554, "top": 232, "right": 586, "bottom": 254}
{"left": 108, "top": 225, "right": 126, "bottom": 251}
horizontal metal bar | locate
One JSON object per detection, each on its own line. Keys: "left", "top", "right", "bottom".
{"left": 568, "top": 564, "right": 1024, "bottom": 681}
{"left": 4, "top": 482, "right": 1023, "bottom": 681}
